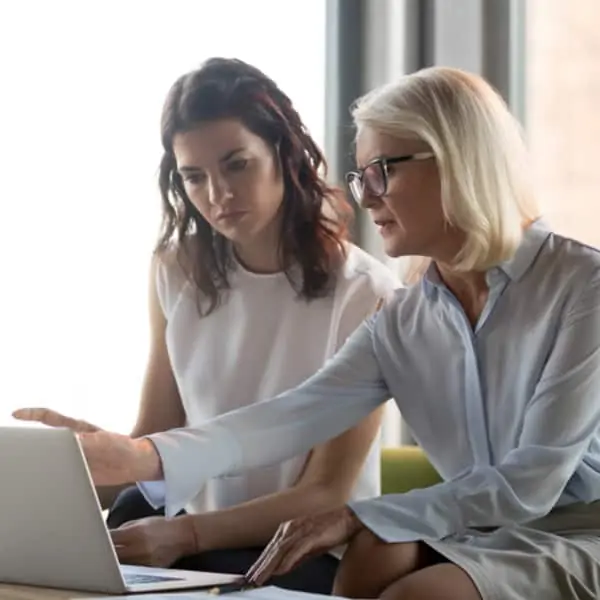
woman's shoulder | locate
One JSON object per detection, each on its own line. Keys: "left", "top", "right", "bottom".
{"left": 153, "top": 240, "right": 194, "bottom": 317}
{"left": 533, "top": 230, "right": 600, "bottom": 298}
{"left": 337, "top": 243, "right": 401, "bottom": 297}
{"left": 155, "top": 235, "right": 202, "bottom": 280}
{"left": 325, "top": 244, "right": 402, "bottom": 330}
{"left": 544, "top": 231, "right": 600, "bottom": 269}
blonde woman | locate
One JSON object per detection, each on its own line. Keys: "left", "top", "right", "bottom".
{"left": 25, "top": 67, "right": 600, "bottom": 599}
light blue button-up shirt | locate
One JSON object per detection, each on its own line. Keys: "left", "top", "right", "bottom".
{"left": 146, "top": 220, "right": 600, "bottom": 543}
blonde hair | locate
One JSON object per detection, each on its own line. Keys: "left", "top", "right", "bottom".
{"left": 351, "top": 67, "right": 540, "bottom": 272}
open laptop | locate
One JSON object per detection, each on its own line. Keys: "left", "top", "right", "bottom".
{"left": 0, "top": 426, "right": 245, "bottom": 594}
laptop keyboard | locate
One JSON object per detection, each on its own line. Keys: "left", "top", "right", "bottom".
{"left": 123, "top": 572, "right": 184, "bottom": 585}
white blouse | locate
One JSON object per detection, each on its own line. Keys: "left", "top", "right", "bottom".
{"left": 151, "top": 243, "right": 399, "bottom": 514}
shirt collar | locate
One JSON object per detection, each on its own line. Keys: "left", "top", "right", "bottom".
{"left": 498, "top": 218, "right": 551, "bottom": 282}
{"left": 421, "top": 218, "right": 552, "bottom": 297}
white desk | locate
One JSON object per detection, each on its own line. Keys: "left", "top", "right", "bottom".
{"left": 0, "top": 584, "right": 100, "bottom": 599}
{"left": 0, "top": 585, "right": 336, "bottom": 600}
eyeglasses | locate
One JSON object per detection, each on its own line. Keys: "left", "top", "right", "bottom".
{"left": 345, "top": 152, "right": 434, "bottom": 203}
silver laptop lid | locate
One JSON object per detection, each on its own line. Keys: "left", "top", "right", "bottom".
{"left": 0, "top": 426, "right": 126, "bottom": 593}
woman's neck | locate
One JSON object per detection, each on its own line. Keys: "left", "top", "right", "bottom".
{"left": 233, "top": 238, "right": 283, "bottom": 274}
{"left": 436, "top": 265, "right": 489, "bottom": 327}
{"left": 431, "top": 219, "right": 536, "bottom": 324}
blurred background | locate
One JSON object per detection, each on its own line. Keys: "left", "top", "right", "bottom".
{"left": 0, "top": 0, "right": 597, "bottom": 445}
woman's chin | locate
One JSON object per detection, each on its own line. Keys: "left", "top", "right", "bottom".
{"left": 381, "top": 235, "right": 408, "bottom": 259}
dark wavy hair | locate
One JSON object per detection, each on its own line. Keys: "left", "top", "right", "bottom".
{"left": 156, "top": 57, "right": 353, "bottom": 316}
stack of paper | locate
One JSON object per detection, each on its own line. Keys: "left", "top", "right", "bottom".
{"left": 79, "top": 586, "right": 347, "bottom": 600}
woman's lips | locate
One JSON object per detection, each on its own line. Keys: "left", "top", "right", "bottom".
{"left": 216, "top": 210, "right": 248, "bottom": 222}
{"left": 374, "top": 219, "right": 396, "bottom": 235}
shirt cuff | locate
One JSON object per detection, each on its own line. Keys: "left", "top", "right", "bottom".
{"left": 348, "top": 499, "right": 424, "bottom": 543}
{"left": 347, "top": 488, "right": 462, "bottom": 544}
{"left": 136, "top": 480, "right": 167, "bottom": 510}
{"left": 144, "top": 424, "right": 241, "bottom": 518}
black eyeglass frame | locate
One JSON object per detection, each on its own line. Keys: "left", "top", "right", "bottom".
{"left": 345, "top": 151, "right": 434, "bottom": 202}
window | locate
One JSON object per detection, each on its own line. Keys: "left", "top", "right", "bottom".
{"left": 526, "top": 0, "right": 600, "bottom": 245}
{"left": 0, "top": 1, "right": 326, "bottom": 431}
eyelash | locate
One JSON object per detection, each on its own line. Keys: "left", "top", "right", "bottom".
{"left": 182, "top": 159, "right": 249, "bottom": 185}
{"left": 227, "top": 158, "right": 248, "bottom": 172}
{"left": 183, "top": 174, "right": 205, "bottom": 185}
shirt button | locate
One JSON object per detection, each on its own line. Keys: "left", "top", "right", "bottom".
{"left": 486, "top": 268, "right": 502, "bottom": 286}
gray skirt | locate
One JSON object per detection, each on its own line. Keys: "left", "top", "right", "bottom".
{"left": 426, "top": 501, "right": 600, "bottom": 600}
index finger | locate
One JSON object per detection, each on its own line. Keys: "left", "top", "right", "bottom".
{"left": 13, "top": 408, "right": 98, "bottom": 432}
{"left": 109, "top": 526, "right": 136, "bottom": 546}
{"left": 12, "top": 408, "right": 70, "bottom": 426}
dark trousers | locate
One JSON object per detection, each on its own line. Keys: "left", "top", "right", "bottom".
{"left": 106, "top": 486, "right": 338, "bottom": 594}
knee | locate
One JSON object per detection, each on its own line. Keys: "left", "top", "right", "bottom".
{"left": 380, "top": 564, "right": 481, "bottom": 600}
{"left": 380, "top": 577, "right": 421, "bottom": 600}
{"left": 333, "top": 530, "right": 420, "bottom": 599}
{"left": 334, "top": 529, "right": 379, "bottom": 598}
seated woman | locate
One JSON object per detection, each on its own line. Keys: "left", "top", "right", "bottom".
{"left": 13, "top": 58, "right": 398, "bottom": 594}
{"left": 25, "top": 66, "right": 600, "bottom": 600}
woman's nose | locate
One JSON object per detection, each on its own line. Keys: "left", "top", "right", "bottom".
{"left": 207, "top": 175, "right": 233, "bottom": 206}
{"left": 359, "top": 190, "right": 381, "bottom": 210}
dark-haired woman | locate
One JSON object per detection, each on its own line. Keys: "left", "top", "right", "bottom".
{"left": 14, "top": 58, "right": 397, "bottom": 593}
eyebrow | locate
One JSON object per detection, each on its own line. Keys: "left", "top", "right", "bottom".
{"left": 355, "top": 156, "right": 382, "bottom": 170}
{"left": 356, "top": 151, "right": 422, "bottom": 170}
{"left": 178, "top": 147, "right": 247, "bottom": 173}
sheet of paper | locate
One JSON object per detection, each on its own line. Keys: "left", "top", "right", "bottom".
{"left": 77, "top": 585, "right": 344, "bottom": 600}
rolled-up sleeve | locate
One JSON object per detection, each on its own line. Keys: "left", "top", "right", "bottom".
{"left": 141, "top": 318, "right": 389, "bottom": 517}
{"left": 350, "top": 275, "right": 600, "bottom": 542}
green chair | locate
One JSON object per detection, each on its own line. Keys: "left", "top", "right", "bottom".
{"left": 381, "top": 446, "right": 441, "bottom": 494}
